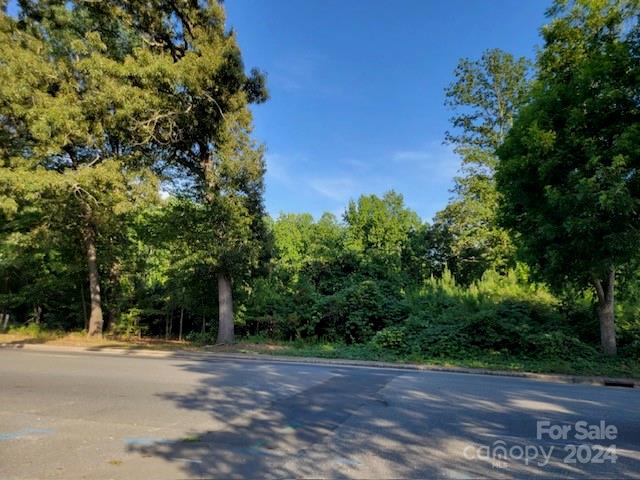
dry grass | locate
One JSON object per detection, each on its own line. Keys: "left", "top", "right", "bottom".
{"left": 0, "top": 332, "right": 286, "bottom": 355}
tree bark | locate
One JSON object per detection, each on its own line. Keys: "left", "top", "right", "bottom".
{"left": 83, "top": 224, "right": 104, "bottom": 337}
{"left": 164, "top": 312, "right": 168, "bottom": 340}
{"left": 200, "top": 146, "right": 234, "bottom": 344}
{"left": 593, "top": 269, "right": 616, "bottom": 356}
{"left": 105, "top": 262, "right": 121, "bottom": 334}
{"left": 216, "top": 272, "right": 234, "bottom": 344}
{"left": 80, "top": 281, "right": 88, "bottom": 331}
{"left": 32, "top": 305, "right": 42, "bottom": 324}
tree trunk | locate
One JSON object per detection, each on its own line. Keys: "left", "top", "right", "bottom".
{"left": 31, "top": 305, "right": 42, "bottom": 324}
{"left": 594, "top": 269, "right": 616, "bottom": 356}
{"left": 105, "top": 262, "right": 122, "bottom": 333}
{"left": 80, "top": 281, "right": 88, "bottom": 331}
{"left": 200, "top": 148, "right": 234, "bottom": 344}
{"left": 83, "top": 224, "right": 104, "bottom": 337}
{"left": 216, "top": 272, "right": 234, "bottom": 344}
{"left": 168, "top": 310, "right": 173, "bottom": 339}
{"left": 178, "top": 306, "right": 184, "bottom": 341}
{"left": 165, "top": 311, "right": 170, "bottom": 340}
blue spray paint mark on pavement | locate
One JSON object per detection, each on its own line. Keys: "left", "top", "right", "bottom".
{"left": 124, "top": 437, "right": 166, "bottom": 447}
{"left": 0, "top": 427, "right": 54, "bottom": 441}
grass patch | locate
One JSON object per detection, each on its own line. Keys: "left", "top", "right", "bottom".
{"left": 5, "top": 324, "right": 65, "bottom": 341}
{"left": 274, "top": 340, "right": 640, "bottom": 378}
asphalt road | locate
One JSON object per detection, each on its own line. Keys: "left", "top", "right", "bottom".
{"left": 1, "top": 348, "right": 639, "bottom": 479}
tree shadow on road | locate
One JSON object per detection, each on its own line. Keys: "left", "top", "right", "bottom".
{"left": 129, "top": 356, "right": 640, "bottom": 479}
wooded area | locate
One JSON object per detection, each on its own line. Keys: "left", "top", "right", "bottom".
{"left": 1, "top": 0, "right": 639, "bottom": 367}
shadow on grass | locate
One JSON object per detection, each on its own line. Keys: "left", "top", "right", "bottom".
{"left": 0, "top": 337, "right": 49, "bottom": 346}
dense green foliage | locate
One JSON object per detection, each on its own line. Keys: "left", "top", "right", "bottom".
{"left": 433, "top": 49, "right": 530, "bottom": 284}
{"left": 0, "top": 0, "right": 638, "bottom": 370}
{"left": 496, "top": 0, "right": 640, "bottom": 355}
{"left": 243, "top": 204, "right": 639, "bottom": 361}
{"left": 0, "top": 0, "right": 268, "bottom": 341}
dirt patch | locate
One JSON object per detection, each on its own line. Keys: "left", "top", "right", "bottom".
{"left": 202, "top": 343, "right": 287, "bottom": 354}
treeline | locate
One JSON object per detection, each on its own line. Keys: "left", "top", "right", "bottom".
{"left": 1, "top": 1, "right": 639, "bottom": 362}
{"left": 0, "top": 0, "right": 268, "bottom": 343}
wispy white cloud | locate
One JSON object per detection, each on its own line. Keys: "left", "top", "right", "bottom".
{"left": 269, "top": 51, "right": 341, "bottom": 97}
{"left": 390, "top": 142, "right": 459, "bottom": 180}
{"left": 310, "top": 177, "right": 358, "bottom": 201}
{"left": 265, "top": 153, "right": 294, "bottom": 185}
{"left": 392, "top": 150, "right": 433, "bottom": 162}
{"left": 343, "top": 157, "right": 368, "bottom": 169}
{"left": 270, "top": 52, "right": 323, "bottom": 92}
{"left": 263, "top": 142, "right": 461, "bottom": 222}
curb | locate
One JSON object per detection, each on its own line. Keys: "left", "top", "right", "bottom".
{"left": 1, "top": 342, "right": 638, "bottom": 388}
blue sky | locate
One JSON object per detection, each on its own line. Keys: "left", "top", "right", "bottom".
{"left": 224, "top": 0, "right": 551, "bottom": 221}
{"left": 6, "top": 0, "right": 550, "bottom": 222}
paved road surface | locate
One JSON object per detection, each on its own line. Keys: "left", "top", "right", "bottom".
{"left": 0, "top": 348, "right": 639, "bottom": 479}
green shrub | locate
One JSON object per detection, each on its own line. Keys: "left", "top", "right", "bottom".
{"left": 8, "top": 323, "right": 63, "bottom": 338}
{"left": 112, "top": 308, "right": 146, "bottom": 338}
{"left": 185, "top": 329, "right": 217, "bottom": 345}
{"left": 526, "top": 331, "right": 598, "bottom": 360}
{"left": 406, "top": 320, "right": 475, "bottom": 357}
{"left": 620, "top": 339, "right": 640, "bottom": 359}
{"left": 372, "top": 326, "right": 407, "bottom": 352}
{"left": 398, "top": 268, "right": 592, "bottom": 359}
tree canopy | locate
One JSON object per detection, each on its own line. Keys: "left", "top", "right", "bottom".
{"left": 432, "top": 49, "right": 530, "bottom": 283}
{"left": 496, "top": 0, "right": 640, "bottom": 355}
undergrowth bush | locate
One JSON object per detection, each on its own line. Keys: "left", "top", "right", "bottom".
{"left": 184, "top": 329, "right": 218, "bottom": 345}
{"left": 372, "top": 326, "right": 407, "bottom": 352}
{"left": 393, "top": 269, "right": 597, "bottom": 360}
{"left": 243, "top": 264, "right": 637, "bottom": 364}
{"left": 8, "top": 323, "right": 63, "bottom": 338}
{"left": 111, "top": 308, "right": 146, "bottom": 338}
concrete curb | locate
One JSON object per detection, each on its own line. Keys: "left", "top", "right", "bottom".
{"left": 1, "top": 342, "right": 638, "bottom": 388}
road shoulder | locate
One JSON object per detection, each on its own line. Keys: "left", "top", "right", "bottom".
{"left": 1, "top": 341, "right": 637, "bottom": 388}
